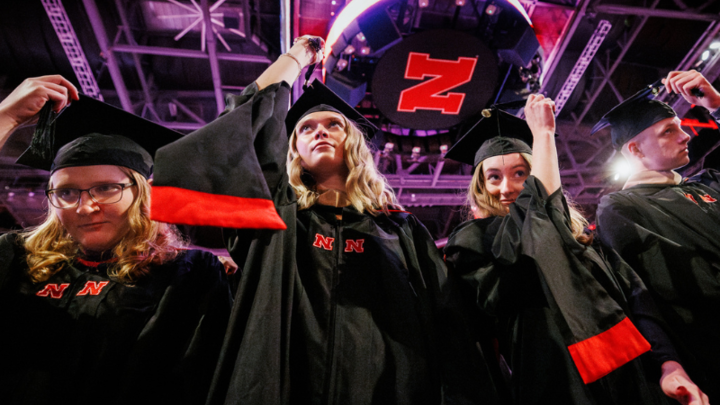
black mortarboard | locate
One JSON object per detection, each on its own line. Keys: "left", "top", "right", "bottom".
{"left": 16, "top": 95, "right": 183, "bottom": 178}
{"left": 591, "top": 79, "right": 677, "bottom": 150}
{"left": 445, "top": 107, "right": 534, "bottom": 167}
{"left": 285, "top": 79, "right": 378, "bottom": 138}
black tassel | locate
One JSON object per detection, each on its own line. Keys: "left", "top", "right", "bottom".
{"left": 16, "top": 101, "right": 57, "bottom": 169}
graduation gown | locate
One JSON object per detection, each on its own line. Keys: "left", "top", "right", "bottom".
{"left": 0, "top": 233, "right": 233, "bottom": 405}
{"left": 597, "top": 169, "right": 720, "bottom": 399}
{"left": 151, "top": 82, "right": 501, "bottom": 405}
{"left": 445, "top": 177, "right": 666, "bottom": 405}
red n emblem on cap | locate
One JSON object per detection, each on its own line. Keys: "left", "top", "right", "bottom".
{"left": 344, "top": 239, "right": 365, "bottom": 253}
{"left": 397, "top": 52, "right": 478, "bottom": 115}
{"left": 77, "top": 281, "right": 110, "bottom": 296}
{"left": 36, "top": 283, "right": 70, "bottom": 299}
{"left": 313, "top": 234, "right": 335, "bottom": 250}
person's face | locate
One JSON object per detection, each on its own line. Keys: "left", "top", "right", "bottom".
{"left": 634, "top": 117, "right": 691, "bottom": 171}
{"left": 50, "top": 165, "right": 137, "bottom": 253}
{"left": 294, "top": 111, "right": 348, "bottom": 176}
{"left": 482, "top": 153, "right": 530, "bottom": 207}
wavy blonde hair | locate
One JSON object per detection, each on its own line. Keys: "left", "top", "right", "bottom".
{"left": 287, "top": 113, "right": 401, "bottom": 215}
{"left": 21, "top": 167, "right": 185, "bottom": 284}
{"left": 468, "top": 153, "right": 593, "bottom": 245}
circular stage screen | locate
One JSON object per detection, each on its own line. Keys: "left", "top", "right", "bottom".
{"left": 372, "top": 29, "right": 499, "bottom": 130}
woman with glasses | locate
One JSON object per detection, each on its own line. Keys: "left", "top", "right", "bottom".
{"left": 0, "top": 78, "right": 233, "bottom": 405}
{"left": 149, "top": 36, "right": 503, "bottom": 405}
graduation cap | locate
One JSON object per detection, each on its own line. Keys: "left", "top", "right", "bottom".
{"left": 16, "top": 95, "right": 183, "bottom": 178}
{"left": 445, "top": 106, "right": 534, "bottom": 167}
{"left": 286, "top": 79, "right": 378, "bottom": 138}
{"left": 591, "top": 79, "right": 677, "bottom": 150}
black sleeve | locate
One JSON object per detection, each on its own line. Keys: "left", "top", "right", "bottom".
{"left": 405, "top": 216, "right": 504, "bottom": 405}
{"left": 600, "top": 246, "right": 681, "bottom": 373}
{"left": 151, "top": 82, "right": 292, "bottom": 230}
{"left": 0, "top": 233, "right": 22, "bottom": 291}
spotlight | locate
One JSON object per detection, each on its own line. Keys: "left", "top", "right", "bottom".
{"left": 335, "top": 58, "right": 348, "bottom": 71}
{"left": 356, "top": 32, "right": 366, "bottom": 42}
{"left": 410, "top": 146, "right": 422, "bottom": 161}
{"left": 344, "top": 45, "right": 355, "bottom": 54}
{"left": 28, "top": 192, "right": 35, "bottom": 197}
{"left": 360, "top": 46, "right": 371, "bottom": 55}
{"left": 455, "top": 0, "right": 466, "bottom": 5}
{"left": 418, "top": 0, "right": 429, "bottom": 8}
{"left": 613, "top": 160, "right": 632, "bottom": 181}
{"left": 439, "top": 144, "right": 448, "bottom": 158}
{"left": 486, "top": 4, "right": 498, "bottom": 15}
{"left": 711, "top": 41, "right": 720, "bottom": 50}
{"left": 331, "top": 0, "right": 336, "bottom": 4}
{"left": 702, "top": 50, "right": 711, "bottom": 61}
{"left": 383, "top": 142, "right": 394, "bottom": 157}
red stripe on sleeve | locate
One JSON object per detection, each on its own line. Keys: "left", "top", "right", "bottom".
{"left": 568, "top": 317, "right": 651, "bottom": 384}
{"left": 150, "top": 186, "right": 287, "bottom": 230}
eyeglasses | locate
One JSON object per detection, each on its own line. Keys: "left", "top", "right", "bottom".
{"left": 46, "top": 183, "right": 136, "bottom": 209}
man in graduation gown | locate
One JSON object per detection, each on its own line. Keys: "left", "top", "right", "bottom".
{"left": 595, "top": 69, "right": 720, "bottom": 401}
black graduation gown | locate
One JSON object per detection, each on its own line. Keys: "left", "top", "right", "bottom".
{"left": 151, "top": 82, "right": 501, "bottom": 405}
{"left": 597, "top": 169, "right": 720, "bottom": 400}
{"left": 445, "top": 177, "right": 667, "bottom": 405}
{"left": 0, "top": 233, "right": 233, "bottom": 405}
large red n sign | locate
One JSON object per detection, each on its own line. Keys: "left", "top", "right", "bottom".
{"left": 397, "top": 52, "right": 478, "bottom": 115}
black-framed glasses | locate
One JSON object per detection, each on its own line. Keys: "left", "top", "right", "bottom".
{"left": 45, "top": 183, "right": 136, "bottom": 209}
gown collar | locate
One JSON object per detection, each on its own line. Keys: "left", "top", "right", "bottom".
{"left": 623, "top": 170, "right": 682, "bottom": 190}
{"left": 315, "top": 189, "right": 351, "bottom": 208}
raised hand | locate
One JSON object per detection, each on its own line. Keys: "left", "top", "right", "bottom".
{"left": 663, "top": 70, "right": 720, "bottom": 112}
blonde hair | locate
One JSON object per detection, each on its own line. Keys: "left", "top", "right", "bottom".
{"left": 21, "top": 167, "right": 185, "bottom": 284}
{"left": 287, "top": 113, "right": 401, "bottom": 215}
{"left": 468, "top": 153, "right": 593, "bottom": 245}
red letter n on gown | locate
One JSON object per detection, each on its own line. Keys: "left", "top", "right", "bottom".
{"left": 312, "top": 234, "right": 335, "bottom": 250}
{"left": 397, "top": 52, "right": 478, "bottom": 115}
{"left": 76, "top": 281, "right": 110, "bottom": 296}
{"left": 344, "top": 239, "right": 365, "bottom": 253}
{"left": 36, "top": 283, "right": 70, "bottom": 299}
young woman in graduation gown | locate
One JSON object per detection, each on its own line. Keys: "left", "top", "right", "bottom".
{"left": 443, "top": 94, "right": 708, "bottom": 404}
{"left": 0, "top": 77, "right": 233, "bottom": 405}
{"left": 150, "top": 36, "right": 503, "bottom": 405}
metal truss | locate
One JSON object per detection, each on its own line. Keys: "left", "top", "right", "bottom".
{"left": 555, "top": 20, "right": 611, "bottom": 114}
{"left": 41, "top": 0, "right": 103, "bottom": 100}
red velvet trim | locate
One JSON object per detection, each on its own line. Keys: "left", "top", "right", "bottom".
{"left": 76, "top": 257, "right": 118, "bottom": 268}
{"left": 568, "top": 317, "right": 651, "bottom": 384}
{"left": 150, "top": 186, "right": 287, "bottom": 230}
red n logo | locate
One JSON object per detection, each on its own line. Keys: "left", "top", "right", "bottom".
{"left": 76, "top": 281, "right": 110, "bottom": 296}
{"left": 397, "top": 52, "right": 478, "bottom": 115}
{"left": 344, "top": 239, "right": 365, "bottom": 253}
{"left": 36, "top": 283, "right": 70, "bottom": 299}
{"left": 701, "top": 194, "right": 717, "bottom": 203}
{"left": 312, "top": 234, "right": 335, "bottom": 250}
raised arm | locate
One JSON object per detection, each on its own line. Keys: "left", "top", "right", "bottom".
{"left": 524, "top": 94, "right": 561, "bottom": 195}
{"left": 662, "top": 70, "right": 720, "bottom": 112}
{"left": 255, "top": 36, "right": 324, "bottom": 91}
{"left": 0, "top": 75, "right": 79, "bottom": 150}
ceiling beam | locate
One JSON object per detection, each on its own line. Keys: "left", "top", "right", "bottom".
{"left": 82, "top": 0, "right": 134, "bottom": 112}
{"left": 114, "top": 0, "right": 159, "bottom": 121}
{"left": 111, "top": 44, "right": 271, "bottom": 63}
{"left": 573, "top": 0, "right": 660, "bottom": 128}
{"left": 202, "top": 0, "right": 225, "bottom": 115}
{"left": 594, "top": 4, "right": 720, "bottom": 22}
